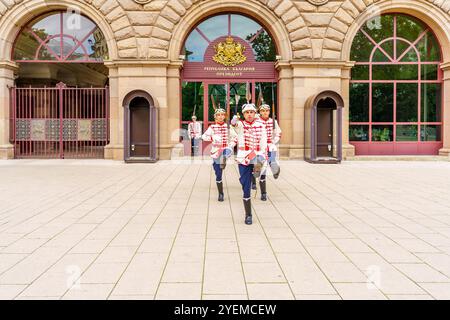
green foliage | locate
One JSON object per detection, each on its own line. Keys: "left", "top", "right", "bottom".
{"left": 246, "top": 31, "right": 276, "bottom": 62}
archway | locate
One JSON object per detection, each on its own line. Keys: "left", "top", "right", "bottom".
{"left": 180, "top": 13, "right": 279, "bottom": 156}
{"left": 123, "top": 90, "right": 158, "bottom": 163}
{"left": 10, "top": 10, "right": 110, "bottom": 159}
{"left": 305, "top": 91, "right": 344, "bottom": 164}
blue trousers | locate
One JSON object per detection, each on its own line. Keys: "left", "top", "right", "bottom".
{"left": 213, "top": 162, "right": 223, "bottom": 182}
{"left": 191, "top": 138, "right": 200, "bottom": 156}
{"left": 239, "top": 164, "right": 254, "bottom": 199}
{"left": 212, "top": 148, "right": 233, "bottom": 182}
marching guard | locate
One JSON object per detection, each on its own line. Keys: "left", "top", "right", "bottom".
{"left": 188, "top": 115, "right": 202, "bottom": 157}
{"left": 231, "top": 103, "right": 268, "bottom": 225}
{"left": 257, "top": 103, "right": 282, "bottom": 201}
{"left": 202, "top": 107, "right": 234, "bottom": 202}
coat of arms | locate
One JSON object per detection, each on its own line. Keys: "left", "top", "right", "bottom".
{"left": 213, "top": 36, "right": 247, "bottom": 67}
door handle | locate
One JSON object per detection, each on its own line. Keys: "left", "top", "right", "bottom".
{"left": 328, "top": 145, "right": 332, "bottom": 152}
{"left": 131, "top": 144, "right": 135, "bottom": 151}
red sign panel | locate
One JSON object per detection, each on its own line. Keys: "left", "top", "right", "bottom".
{"left": 182, "top": 36, "right": 277, "bottom": 80}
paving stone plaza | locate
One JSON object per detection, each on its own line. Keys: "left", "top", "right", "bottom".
{"left": 1, "top": 160, "right": 450, "bottom": 300}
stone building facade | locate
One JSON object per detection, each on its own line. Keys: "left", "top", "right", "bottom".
{"left": 1, "top": 0, "right": 450, "bottom": 160}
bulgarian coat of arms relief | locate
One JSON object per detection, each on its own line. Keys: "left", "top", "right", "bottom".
{"left": 213, "top": 36, "right": 247, "bottom": 67}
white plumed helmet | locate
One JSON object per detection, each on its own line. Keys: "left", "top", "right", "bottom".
{"left": 242, "top": 103, "right": 257, "bottom": 113}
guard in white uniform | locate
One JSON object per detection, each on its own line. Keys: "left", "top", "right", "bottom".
{"left": 188, "top": 115, "right": 202, "bottom": 156}
{"left": 231, "top": 103, "right": 267, "bottom": 225}
{"left": 202, "top": 108, "right": 234, "bottom": 202}
{"left": 257, "top": 103, "right": 282, "bottom": 201}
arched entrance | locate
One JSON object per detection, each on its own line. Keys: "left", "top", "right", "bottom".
{"left": 180, "top": 13, "right": 279, "bottom": 156}
{"left": 10, "top": 10, "right": 110, "bottom": 159}
{"left": 123, "top": 91, "right": 158, "bottom": 163}
{"left": 305, "top": 91, "right": 344, "bottom": 163}
{"left": 349, "top": 13, "right": 443, "bottom": 155}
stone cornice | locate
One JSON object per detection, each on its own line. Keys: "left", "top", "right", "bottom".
{"left": 289, "top": 60, "right": 355, "bottom": 69}
{"left": 104, "top": 60, "right": 173, "bottom": 68}
{"left": 0, "top": 60, "right": 19, "bottom": 71}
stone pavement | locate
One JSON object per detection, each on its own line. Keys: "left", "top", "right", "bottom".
{"left": 1, "top": 159, "right": 450, "bottom": 300}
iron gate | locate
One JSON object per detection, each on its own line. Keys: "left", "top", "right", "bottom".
{"left": 10, "top": 82, "right": 109, "bottom": 159}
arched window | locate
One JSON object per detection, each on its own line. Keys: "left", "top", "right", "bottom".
{"left": 349, "top": 14, "right": 443, "bottom": 155}
{"left": 13, "top": 11, "right": 108, "bottom": 62}
{"left": 183, "top": 13, "right": 276, "bottom": 62}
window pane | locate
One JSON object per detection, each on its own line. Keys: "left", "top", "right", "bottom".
{"left": 31, "top": 13, "right": 61, "bottom": 40}
{"left": 351, "top": 65, "right": 369, "bottom": 80}
{"left": 396, "top": 15, "right": 426, "bottom": 42}
{"left": 421, "top": 84, "right": 441, "bottom": 122}
{"left": 421, "top": 125, "right": 441, "bottom": 141}
{"left": 373, "top": 48, "right": 391, "bottom": 62}
{"left": 372, "top": 125, "right": 393, "bottom": 141}
{"left": 208, "top": 84, "right": 227, "bottom": 122}
{"left": 397, "top": 83, "right": 418, "bottom": 122}
{"left": 197, "top": 15, "right": 228, "bottom": 42}
{"left": 363, "top": 15, "right": 394, "bottom": 43}
{"left": 231, "top": 14, "right": 260, "bottom": 41}
{"left": 37, "top": 46, "right": 58, "bottom": 60}
{"left": 350, "top": 83, "right": 369, "bottom": 122}
{"left": 350, "top": 31, "right": 374, "bottom": 62}
{"left": 62, "top": 13, "right": 95, "bottom": 41}
{"left": 372, "top": 65, "right": 418, "bottom": 80}
{"left": 249, "top": 30, "right": 276, "bottom": 62}
{"left": 396, "top": 125, "right": 418, "bottom": 141}
{"left": 255, "top": 82, "right": 277, "bottom": 118}
{"left": 416, "top": 32, "right": 441, "bottom": 62}
{"left": 349, "top": 125, "right": 369, "bottom": 141}
{"left": 182, "top": 82, "right": 204, "bottom": 122}
{"left": 13, "top": 32, "right": 41, "bottom": 60}
{"left": 184, "top": 30, "right": 208, "bottom": 62}
{"left": 421, "top": 64, "right": 439, "bottom": 80}
{"left": 370, "top": 41, "right": 394, "bottom": 62}
{"left": 398, "top": 45, "right": 419, "bottom": 62}
{"left": 372, "top": 83, "right": 393, "bottom": 122}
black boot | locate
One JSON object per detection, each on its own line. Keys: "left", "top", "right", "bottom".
{"left": 217, "top": 182, "right": 224, "bottom": 202}
{"left": 271, "top": 162, "right": 280, "bottom": 179}
{"left": 260, "top": 180, "right": 267, "bottom": 201}
{"left": 251, "top": 175, "right": 257, "bottom": 190}
{"left": 244, "top": 199, "right": 252, "bottom": 225}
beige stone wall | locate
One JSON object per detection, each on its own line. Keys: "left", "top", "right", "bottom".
{"left": 0, "top": 0, "right": 449, "bottom": 159}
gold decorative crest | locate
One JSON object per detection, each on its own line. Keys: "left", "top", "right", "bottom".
{"left": 213, "top": 37, "right": 247, "bottom": 67}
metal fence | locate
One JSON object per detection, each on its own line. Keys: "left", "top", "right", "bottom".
{"left": 10, "top": 82, "right": 109, "bottom": 159}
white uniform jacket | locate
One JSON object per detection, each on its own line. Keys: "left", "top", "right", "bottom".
{"left": 202, "top": 122, "right": 236, "bottom": 159}
{"left": 231, "top": 119, "right": 268, "bottom": 166}
{"left": 188, "top": 121, "right": 202, "bottom": 140}
{"left": 257, "top": 117, "right": 282, "bottom": 152}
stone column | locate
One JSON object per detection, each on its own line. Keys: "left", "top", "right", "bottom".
{"left": 165, "top": 61, "right": 183, "bottom": 160}
{"left": 341, "top": 63, "right": 356, "bottom": 158}
{"left": 276, "top": 61, "right": 293, "bottom": 159}
{"left": 439, "top": 62, "right": 450, "bottom": 157}
{"left": 0, "top": 61, "right": 18, "bottom": 159}
{"left": 104, "top": 62, "right": 123, "bottom": 160}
